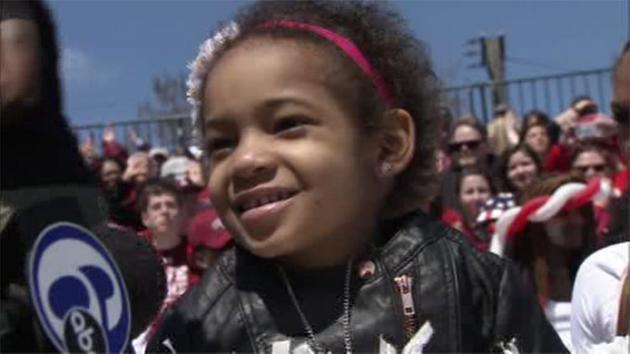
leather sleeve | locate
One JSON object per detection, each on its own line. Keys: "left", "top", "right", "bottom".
{"left": 440, "top": 225, "right": 569, "bottom": 353}
{"left": 145, "top": 304, "right": 192, "bottom": 353}
{"left": 493, "top": 258, "right": 569, "bottom": 353}
{"left": 146, "top": 250, "right": 253, "bottom": 353}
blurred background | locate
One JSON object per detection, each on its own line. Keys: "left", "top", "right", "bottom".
{"left": 48, "top": 0, "right": 628, "bottom": 151}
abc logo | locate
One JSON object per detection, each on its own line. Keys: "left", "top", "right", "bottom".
{"left": 28, "top": 223, "right": 130, "bottom": 354}
{"left": 63, "top": 308, "right": 106, "bottom": 353}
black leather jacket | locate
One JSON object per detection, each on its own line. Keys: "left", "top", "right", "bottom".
{"left": 148, "top": 211, "right": 567, "bottom": 353}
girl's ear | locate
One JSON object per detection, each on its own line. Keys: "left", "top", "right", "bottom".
{"left": 376, "top": 108, "right": 416, "bottom": 178}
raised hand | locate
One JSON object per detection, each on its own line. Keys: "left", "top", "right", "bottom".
{"left": 103, "top": 125, "right": 117, "bottom": 143}
{"left": 79, "top": 133, "right": 96, "bottom": 161}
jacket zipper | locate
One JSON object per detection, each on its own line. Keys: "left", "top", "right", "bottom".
{"left": 376, "top": 256, "right": 408, "bottom": 349}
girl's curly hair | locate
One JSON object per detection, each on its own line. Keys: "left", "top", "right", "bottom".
{"left": 189, "top": 0, "right": 443, "bottom": 215}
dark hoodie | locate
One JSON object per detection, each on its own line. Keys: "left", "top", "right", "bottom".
{"left": 0, "top": 0, "right": 92, "bottom": 190}
{"left": 0, "top": 2, "right": 101, "bottom": 352}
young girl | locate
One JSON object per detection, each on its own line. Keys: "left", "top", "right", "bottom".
{"left": 442, "top": 168, "right": 495, "bottom": 251}
{"left": 148, "top": 1, "right": 565, "bottom": 353}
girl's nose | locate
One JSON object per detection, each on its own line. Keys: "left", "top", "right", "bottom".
{"left": 230, "top": 133, "right": 276, "bottom": 187}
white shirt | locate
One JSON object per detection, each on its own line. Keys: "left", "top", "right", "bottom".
{"left": 545, "top": 300, "right": 573, "bottom": 352}
{"left": 571, "top": 242, "right": 629, "bottom": 354}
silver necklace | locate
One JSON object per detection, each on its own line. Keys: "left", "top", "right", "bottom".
{"left": 277, "top": 260, "right": 354, "bottom": 354}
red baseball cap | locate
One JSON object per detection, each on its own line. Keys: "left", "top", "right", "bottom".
{"left": 187, "top": 208, "right": 232, "bottom": 250}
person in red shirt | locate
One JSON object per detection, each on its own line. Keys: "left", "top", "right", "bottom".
{"left": 132, "top": 179, "right": 197, "bottom": 353}
{"left": 442, "top": 167, "right": 495, "bottom": 251}
{"left": 548, "top": 95, "right": 620, "bottom": 174}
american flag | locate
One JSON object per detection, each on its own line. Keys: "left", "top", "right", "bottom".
{"left": 476, "top": 193, "right": 516, "bottom": 225}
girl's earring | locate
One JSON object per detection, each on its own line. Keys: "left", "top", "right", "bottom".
{"left": 379, "top": 162, "right": 393, "bottom": 177}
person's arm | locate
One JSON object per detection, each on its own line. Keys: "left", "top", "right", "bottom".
{"left": 128, "top": 127, "right": 151, "bottom": 152}
{"left": 504, "top": 110, "right": 520, "bottom": 146}
{"left": 554, "top": 108, "right": 579, "bottom": 135}
{"left": 102, "top": 126, "right": 129, "bottom": 161}
{"left": 570, "top": 245, "right": 627, "bottom": 354}
{"left": 571, "top": 268, "right": 604, "bottom": 354}
{"left": 79, "top": 133, "right": 98, "bottom": 166}
{"left": 122, "top": 153, "right": 150, "bottom": 184}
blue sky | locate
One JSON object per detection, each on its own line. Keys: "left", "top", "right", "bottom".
{"left": 49, "top": 0, "right": 628, "bottom": 127}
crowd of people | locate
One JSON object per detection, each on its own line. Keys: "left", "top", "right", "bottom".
{"left": 436, "top": 96, "right": 626, "bottom": 250}
{"left": 76, "top": 127, "right": 233, "bottom": 352}
{"left": 431, "top": 64, "right": 630, "bottom": 352}
{"left": 1, "top": 0, "right": 628, "bottom": 353}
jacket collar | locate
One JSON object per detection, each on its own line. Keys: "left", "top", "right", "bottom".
{"left": 372, "top": 210, "right": 445, "bottom": 273}
{"left": 223, "top": 210, "right": 447, "bottom": 284}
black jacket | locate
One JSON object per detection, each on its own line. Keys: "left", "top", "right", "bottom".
{"left": 148, "top": 211, "right": 567, "bottom": 353}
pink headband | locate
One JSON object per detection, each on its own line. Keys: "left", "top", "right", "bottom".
{"left": 260, "top": 20, "right": 396, "bottom": 107}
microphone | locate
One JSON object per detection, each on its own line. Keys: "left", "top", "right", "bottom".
{"left": 1, "top": 188, "right": 166, "bottom": 353}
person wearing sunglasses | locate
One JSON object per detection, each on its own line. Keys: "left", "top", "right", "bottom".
{"left": 571, "top": 144, "right": 616, "bottom": 182}
{"left": 446, "top": 116, "right": 492, "bottom": 169}
{"left": 571, "top": 143, "right": 618, "bottom": 245}
{"left": 439, "top": 116, "right": 495, "bottom": 211}
{"left": 546, "top": 108, "right": 619, "bottom": 175}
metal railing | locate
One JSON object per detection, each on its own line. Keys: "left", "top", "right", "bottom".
{"left": 73, "top": 67, "right": 614, "bottom": 152}
{"left": 73, "top": 114, "right": 194, "bottom": 155}
{"left": 444, "top": 67, "right": 613, "bottom": 123}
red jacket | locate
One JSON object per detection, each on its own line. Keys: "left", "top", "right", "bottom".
{"left": 441, "top": 208, "right": 490, "bottom": 252}
{"left": 544, "top": 144, "right": 572, "bottom": 172}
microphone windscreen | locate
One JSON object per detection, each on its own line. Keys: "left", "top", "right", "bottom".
{"left": 1, "top": 187, "right": 166, "bottom": 353}
{"left": 91, "top": 224, "right": 166, "bottom": 338}
{"left": 26, "top": 221, "right": 167, "bottom": 353}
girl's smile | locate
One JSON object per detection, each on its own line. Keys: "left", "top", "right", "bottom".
{"left": 233, "top": 186, "right": 298, "bottom": 239}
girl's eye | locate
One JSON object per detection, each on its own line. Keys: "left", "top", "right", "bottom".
{"left": 273, "top": 116, "right": 311, "bottom": 135}
{"left": 206, "top": 137, "right": 235, "bottom": 158}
